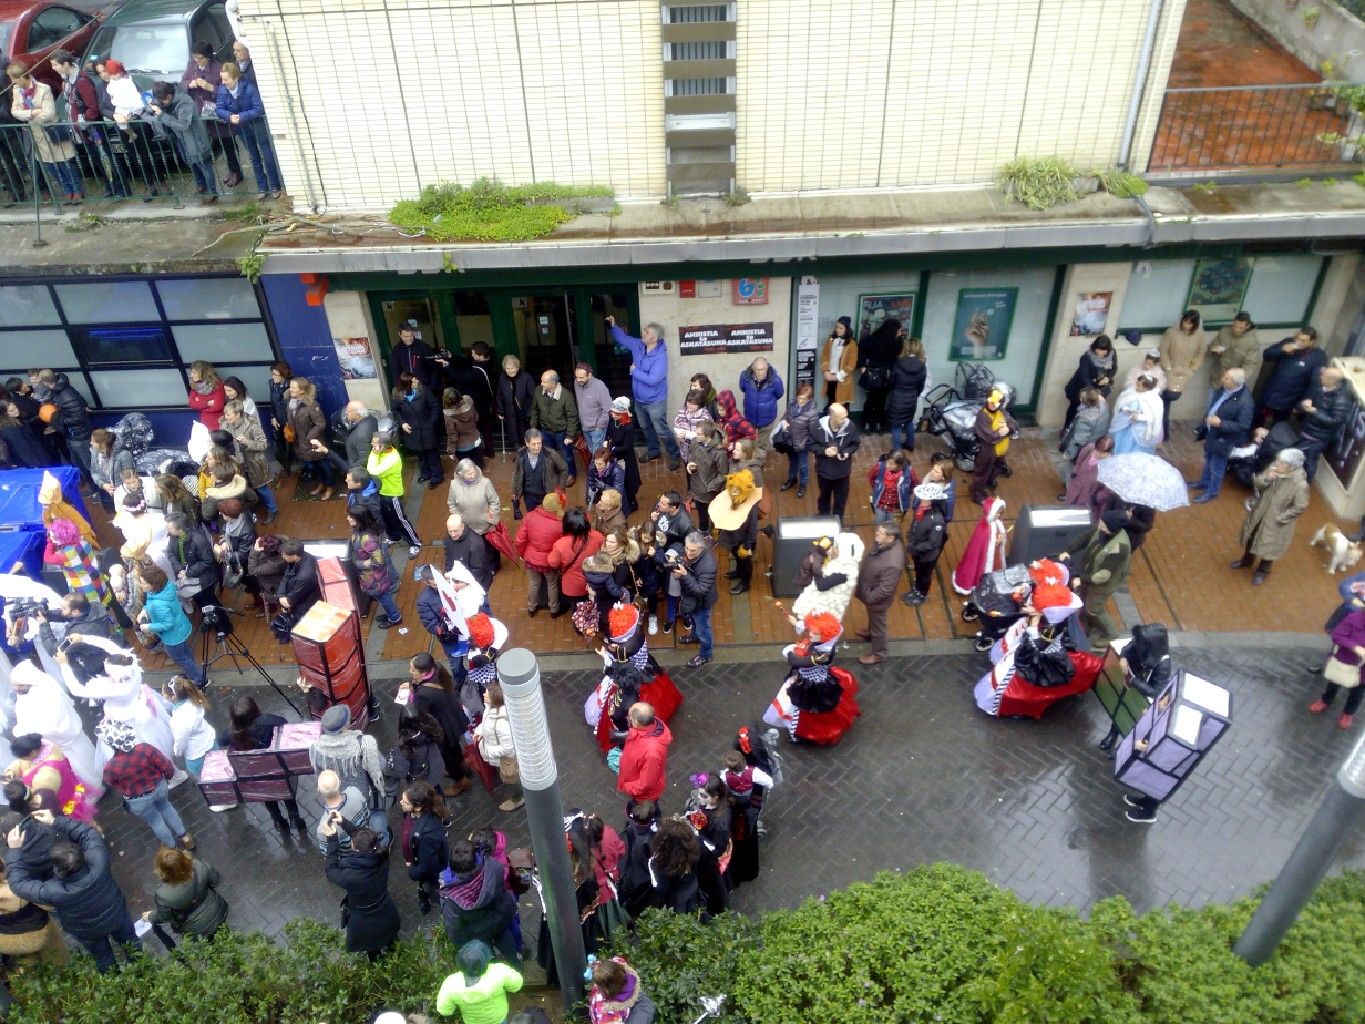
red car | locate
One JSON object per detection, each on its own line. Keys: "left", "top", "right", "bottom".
{"left": 0, "top": 1, "right": 104, "bottom": 93}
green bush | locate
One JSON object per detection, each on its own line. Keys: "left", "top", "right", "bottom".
{"left": 998, "top": 156, "right": 1081, "bottom": 210}
{"left": 615, "top": 864, "right": 1365, "bottom": 1024}
{"left": 388, "top": 177, "right": 614, "bottom": 242}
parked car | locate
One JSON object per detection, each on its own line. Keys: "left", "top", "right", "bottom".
{"left": 0, "top": 1, "right": 105, "bottom": 92}
{"left": 82, "top": 0, "right": 233, "bottom": 93}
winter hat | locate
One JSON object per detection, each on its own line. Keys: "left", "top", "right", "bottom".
{"left": 1100, "top": 509, "right": 1130, "bottom": 533}
{"left": 611, "top": 396, "right": 631, "bottom": 414}
{"left": 47, "top": 518, "right": 80, "bottom": 547}
{"left": 1275, "top": 448, "right": 1305, "bottom": 468}
{"left": 103, "top": 59, "right": 125, "bottom": 75}
{"left": 541, "top": 492, "right": 565, "bottom": 517}
{"left": 466, "top": 612, "right": 494, "bottom": 650}
{"left": 836, "top": 315, "right": 853, "bottom": 333}
{"left": 38, "top": 470, "right": 61, "bottom": 505}
{"left": 321, "top": 704, "right": 351, "bottom": 734}
{"left": 608, "top": 604, "right": 640, "bottom": 642}
{"left": 803, "top": 612, "right": 842, "bottom": 644}
{"left": 95, "top": 718, "right": 136, "bottom": 753}
{"left": 1121, "top": 328, "right": 1143, "bottom": 347}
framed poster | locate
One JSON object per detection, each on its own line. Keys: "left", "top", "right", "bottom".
{"left": 678, "top": 322, "right": 775, "bottom": 356}
{"left": 333, "top": 337, "right": 378, "bottom": 379}
{"left": 855, "top": 293, "right": 917, "bottom": 343}
{"left": 950, "top": 288, "right": 1016, "bottom": 362}
{"left": 1187, "top": 258, "right": 1252, "bottom": 322}
{"left": 1070, "top": 291, "right": 1113, "bottom": 337}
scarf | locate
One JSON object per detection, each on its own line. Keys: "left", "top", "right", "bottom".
{"left": 1085, "top": 349, "right": 1114, "bottom": 374}
{"left": 191, "top": 378, "right": 217, "bottom": 396}
{"left": 442, "top": 864, "right": 488, "bottom": 909}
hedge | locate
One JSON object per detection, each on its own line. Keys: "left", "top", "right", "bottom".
{"left": 14, "top": 864, "right": 1365, "bottom": 1023}
{"left": 611, "top": 863, "right": 1365, "bottom": 1024}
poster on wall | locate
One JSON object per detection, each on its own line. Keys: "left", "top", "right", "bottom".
{"left": 855, "top": 293, "right": 917, "bottom": 343}
{"left": 733, "top": 278, "right": 770, "bottom": 305}
{"left": 795, "top": 277, "right": 821, "bottom": 389}
{"left": 1187, "top": 258, "right": 1252, "bottom": 322}
{"left": 1070, "top": 291, "right": 1113, "bottom": 336}
{"left": 333, "top": 337, "right": 378, "bottom": 379}
{"left": 949, "top": 288, "right": 1016, "bottom": 362}
{"left": 678, "top": 322, "right": 775, "bottom": 356}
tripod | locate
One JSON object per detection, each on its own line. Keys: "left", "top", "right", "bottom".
{"left": 199, "top": 606, "right": 302, "bottom": 718}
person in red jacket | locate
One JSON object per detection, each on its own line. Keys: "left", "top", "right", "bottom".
{"left": 515, "top": 490, "right": 566, "bottom": 617}
{"left": 547, "top": 507, "right": 604, "bottom": 605}
{"left": 187, "top": 361, "right": 227, "bottom": 431}
{"left": 616, "top": 703, "right": 672, "bottom": 810}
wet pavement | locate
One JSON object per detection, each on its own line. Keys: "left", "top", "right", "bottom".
{"left": 97, "top": 637, "right": 1365, "bottom": 956}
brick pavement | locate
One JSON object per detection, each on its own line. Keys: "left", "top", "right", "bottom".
{"left": 99, "top": 638, "right": 1365, "bottom": 961}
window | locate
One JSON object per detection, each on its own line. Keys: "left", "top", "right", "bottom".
{"left": 669, "top": 41, "right": 730, "bottom": 60}
{"left": 190, "top": 3, "right": 230, "bottom": 59}
{"left": 1241, "top": 255, "right": 1323, "bottom": 327}
{"left": 1119, "top": 260, "right": 1195, "bottom": 333}
{"left": 0, "top": 276, "right": 275, "bottom": 411}
{"left": 667, "top": 5, "right": 729, "bottom": 23}
{"left": 666, "top": 78, "right": 731, "bottom": 97}
{"left": 1120, "top": 255, "right": 1325, "bottom": 331}
{"left": 27, "top": 7, "right": 87, "bottom": 49}
{"left": 109, "top": 24, "right": 190, "bottom": 77}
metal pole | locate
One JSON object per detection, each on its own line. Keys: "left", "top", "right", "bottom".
{"left": 1117, "top": 0, "right": 1166, "bottom": 170}
{"left": 1233, "top": 732, "right": 1365, "bottom": 965}
{"left": 496, "top": 647, "right": 586, "bottom": 1009}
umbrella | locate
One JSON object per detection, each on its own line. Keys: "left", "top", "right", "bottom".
{"left": 1095, "top": 452, "right": 1190, "bottom": 512}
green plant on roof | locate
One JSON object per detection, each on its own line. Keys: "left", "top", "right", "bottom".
{"left": 1095, "top": 169, "right": 1149, "bottom": 199}
{"left": 998, "top": 157, "right": 1081, "bottom": 210}
{"left": 388, "top": 177, "right": 614, "bottom": 243}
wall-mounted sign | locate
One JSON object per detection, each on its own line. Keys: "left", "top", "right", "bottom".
{"left": 334, "top": 337, "right": 378, "bottom": 380}
{"left": 679, "top": 321, "right": 775, "bottom": 356}
{"left": 733, "top": 277, "right": 769, "bottom": 305}
{"left": 949, "top": 288, "right": 1016, "bottom": 362}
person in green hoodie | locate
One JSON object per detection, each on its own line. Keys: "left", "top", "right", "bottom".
{"left": 436, "top": 940, "right": 523, "bottom": 1024}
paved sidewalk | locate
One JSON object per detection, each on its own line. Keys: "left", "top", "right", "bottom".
{"left": 97, "top": 638, "right": 1365, "bottom": 957}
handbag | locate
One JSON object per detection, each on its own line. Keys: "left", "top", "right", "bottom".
{"left": 44, "top": 123, "right": 74, "bottom": 145}
{"left": 499, "top": 754, "right": 520, "bottom": 785}
{"left": 1324, "top": 648, "right": 1360, "bottom": 688}
{"left": 175, "top": 577, "right": 203, "bottom": 600}
{"left": 283, "top": 424, "right": 297, "bottom": 444}
{"left": 770, "top": 422, "right": 793, "bottom": 455}
{"left": 859, "top": 366, "right": 891, "bottom": 391}
{"left": 572, "top": 598, "right": 601, "bottom": 638}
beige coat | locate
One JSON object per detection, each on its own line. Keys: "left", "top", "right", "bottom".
{"left": 1207, "top": 325, "right": 1263, "bottom": 382}
{"left": 10, "top": 80, "right": 77, "bottom": 163}
{"left": 820, "top": 336, "right": 859, "bottom": 404}
{"left": 446, "top": 469, "right": 502, "bottom": 534}
{"left": 1238, "top": 465, "right": 1309, "bottom": 560}
{"left": 1158, "top": 325, "right": 1207, "bottom": 393}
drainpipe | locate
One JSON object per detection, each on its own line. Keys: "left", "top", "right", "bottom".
{"left": 1118, "top": 0, "right": 1167, "bottom": 171}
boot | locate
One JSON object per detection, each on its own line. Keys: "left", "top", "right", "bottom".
{"left": 417, "top": 887, "right": 432, "bottom": 915}
{"left": 1252, "top": 562, "right": 1271, "bottom": 585}
{"left": 291, "top": 813, "right": 309, "bottom": 841}
{"left": 269, "top": 814, "right": 292, "bottom": 841}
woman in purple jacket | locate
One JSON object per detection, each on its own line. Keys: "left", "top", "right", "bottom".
{"left": 1311, "top": 607, "right": 1365, "bottom": 729}
{"left": 214, "top": 62, "right": 281, "bottom": 199}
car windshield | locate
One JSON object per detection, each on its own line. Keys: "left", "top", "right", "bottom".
{"left": 109, "top": 23, "right": 187, "bottom": 77}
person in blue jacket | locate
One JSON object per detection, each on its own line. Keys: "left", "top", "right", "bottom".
{"left": 1259, "top": 326, "right": 1326, "bottom": 427}
{"left": 135, "top": 564, "right": 207, "bottom": 686}
{"left": 606, "top": 314, "right": 680, "bottom": 470}
{"left": 215, "top": 61, "right": 281, "bottom": 199}
{"left": 738, "top": 357, "right": 785, "bottom": 450}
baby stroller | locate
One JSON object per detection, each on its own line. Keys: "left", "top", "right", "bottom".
{"left": 961, "top": 563, "right": 1032, "bottom": 652}
{"left": 919, "top": 363, "right": 1016, "bottom": 472}
{"left": 1227, "top": 420, "right": 1299, "bottom": 490}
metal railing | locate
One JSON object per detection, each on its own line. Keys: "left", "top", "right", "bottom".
{"left": 1148, "top": 82, "right": 1365, "bottom": 174}
{"left": 0, "top": 117, "right": 268, "bottom": 228}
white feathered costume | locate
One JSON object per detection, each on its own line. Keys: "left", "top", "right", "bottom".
{"left": 790, "top": 532, "right": 864, "bottom": 624}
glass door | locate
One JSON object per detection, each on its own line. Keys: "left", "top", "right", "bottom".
{"left": 377, "top": 296, "right": 444, "bottom": 387}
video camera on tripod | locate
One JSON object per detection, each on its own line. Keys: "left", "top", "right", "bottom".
{"left": 200, "top": 605, "right": 233, "bottom": 641}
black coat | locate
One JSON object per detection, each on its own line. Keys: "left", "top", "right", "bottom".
{"left": 1301, "top": 382, "right": 1353, "bottom": 446}
{"left": 885, "top": 356, "right": 928, "bottom": 424}
{"left": 413, "top": 683, "right": 469, "bottom": 776}
{"left": 45, "top": 373, "right": 91, "bottom": 442}
{"left": 4, "top": 819, "right": 129, "bottom": 941}
{"left": 451, "top": 357, "right": 497, "bottom": 421}
{"left": 394, "top": 386, "right": 440, "bottom": 453}
{"left": 279, "top": 553, "right": 320, "bottom": 609}
{"left": 907, "top": 506, "right": 948, "bottom": 563}
{"left": 404, "top": 811, "right": 448, "bottom": 884}
{"left": 808, "top": 417, "right": 861, "bottom": 480}
{"left": 678, "top": 547, "right": 718, "bottom": 614}
{"left": 606, "top": 417, "right": 642, "bottom": 502}
{"left": 1262, "top": 340, "right": 1327, "bottom": 413}
{"left": 442, "top": 860, "right": 517, "bottom": 948}
{"left": 1196, "top": 386, "right": 1254, "bottom": 457}
{"left": 496, "top": 371, "right": 536, "bottom": 440}
{"left": 1064, "top": 351, "right": 1116, "bottom": 400}
{"left": 391, "top": 339, "right": 444, "bottom": 387}
{"left": 443, "top": 531, "right": 490, "bottom": 589}
{"left": 325, "top": 833, "right": 401, "bottom": 954}
{"left": 0, "top": 420, "right": 51, "bottom": 468}
{"left": 172, "top": 524, "right": 219, "bottom": 591}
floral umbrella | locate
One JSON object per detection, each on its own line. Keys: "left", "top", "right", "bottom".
{"left": 1095, "top": 452, "right": 1190, "bottom": 512}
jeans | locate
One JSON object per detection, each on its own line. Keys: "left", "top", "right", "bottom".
{"left": 1159, "top": 389, "right": 1181, "bottom": 442}
{"left": 541, "top": 430, "right": 572, "bottom": 478}
{"left": 785, "top": 449, "right": 809, "bottom": 486}
{"left": 1194, "top": 451, "right": 1229, "bottom": 497}
{"left": 583, "top": 427, "right": 607, "bottom": 458}
{"left": 78, "top": 912, "right": 140, "bottom": 973}
{"left": 375, "top": 589, "right": 402, "bottom": 622}
{"left": 638, "top": 400, "right": 680, "bottom": 460}
{"left": 257, "top": 483, "right": 278, "bottom": 515}
{"left": 189, "top": 157, "right": 218, "bottom": 195}
{"left": 890, "top": 418, "right": 916, "bottom": 453}
{"left": 125, "top": 780, "right": 187, "bottom": 848}
{"left": 161, "top": 638, "right": 206, "bottom": 686}
{"left": 44, "top": 158, "right": 81, "bottom": 197}
{"left": 239, "top": 118, "right": 282, "bottom": 193}
{"left": 689, "top": 606, "right": 714, "bottom": 659}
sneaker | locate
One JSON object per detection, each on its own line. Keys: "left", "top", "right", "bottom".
{"left": 1340, "top": 713, "right": 1355, "bottom": 730}
{"left": 377, "top": 616, "right": 401, "bottom": 629}
{"left": 167, "top": 768, "right": 190, "bottom": 789}
{"left": 677, "top": 633, "right": 700, "bottom": 645}
{"left": 663, "top": 619, "right": 675, "bottom": 633}
{"left": 1125, "top": 809, "right": 1158, "bottom": 824}
{"left": 499, "top": 798, "right": 525, "bottom": 812}
{"left": 901, "top": 591, "right": 925, "bottom": 606}
{"left": 209, "top": 803, "right": 237, "bottom": 813}
{"left": 1309, "top": 700, "right": 1329, "bottom": 714}
{"left": 408, "top": 544, "right": 422, "bottom": 558}
{"left": 687, "top": 654, "right": 711, "bottom": 668}
{"left": 972, "top": 635, "right": 993, "bottom": 653}
{"left": 647, "top": 614, "right": 658, "bottom": 635}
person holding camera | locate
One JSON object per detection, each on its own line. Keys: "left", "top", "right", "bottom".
{"left": 674, "top": 531, "right": 718, "bottom": 668}
{"left": 321, "top": 811, "right": 401, "bottom": 961}
{"left": 33, "top": 593, "right": 116, "bottom": 653}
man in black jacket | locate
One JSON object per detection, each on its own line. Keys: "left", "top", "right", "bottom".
{"left": 1191, "top": 368, "right": 1254, "bottom": 504}
{"left": 807, "top": 403, "right": 862, "bottom": 522}
{"left": 443, "top": 512, "right": 490, "bottom": 589}
{"left": 5, "top": 816, "right": 138, "bottom": 972}
{"left": 35, "top": 369, "right": 92, "bottom": 482}
{"left": 390, "top": 320, "right": 447, "bottom": 388}
{"left": 1296, "top": 366, "right": 1352, "bottom": 480}
{"left": 271, "top": 541, "right": 319, "bottom": 641}
{"left": 453, "top": 341, "right": 498, "bottom": 456}
{"left": 341, "top": 401, "right": 379, "bottom": 470}
{"left": 674, "top": 531, "right": 718, "bottom": 668}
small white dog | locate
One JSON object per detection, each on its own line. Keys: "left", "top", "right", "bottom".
{"left": 1311, "top": 523, "right": 1363, "bottom": 574}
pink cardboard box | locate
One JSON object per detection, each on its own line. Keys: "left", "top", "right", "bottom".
{"left": 271, "top": 721, "right": 322, "bottom": 774}
{"left": 197, "top": 750, "right": 240, "bottom": 806}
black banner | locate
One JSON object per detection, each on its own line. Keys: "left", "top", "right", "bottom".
{"left": 678, "top": 321, "right": 774, "bottom": 356}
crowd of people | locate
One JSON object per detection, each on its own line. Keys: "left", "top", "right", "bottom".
{"left": 0, "top": 295, "right": 1350, "bottom": 1010}
{"left": 2, "top": 38, "right": 280, "bottom": 208}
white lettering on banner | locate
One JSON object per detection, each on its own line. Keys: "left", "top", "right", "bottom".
{"left": 678, "top": 322, "right": 775, "bottom": 356}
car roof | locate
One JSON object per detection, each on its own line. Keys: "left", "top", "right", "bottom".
{"left": 100, "top": 0, "right": 214, "bottom": 29}
{"left": 0, "top": 0, "right": 87, "bottom": 16}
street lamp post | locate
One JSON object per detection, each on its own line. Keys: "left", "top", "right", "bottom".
{"left": 1233, "top": 731, "right": 1365, "bottom": 965}
{"left": 495, "top": 647, "right": 587, "bottom": 1008}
